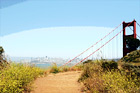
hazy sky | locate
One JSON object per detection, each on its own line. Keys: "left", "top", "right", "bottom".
{"left": 0, "top": 0, "right": 140, "bottom": 59}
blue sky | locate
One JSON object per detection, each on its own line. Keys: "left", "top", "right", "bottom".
{"left": 0, "top": 0, "right": 140, "bottom": 59}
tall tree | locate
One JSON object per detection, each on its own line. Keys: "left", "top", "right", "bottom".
{"left": 0, "top": 46, "right": 8, "bottom": 68}
{"left": 126, "top": 37, "right": 140, "bottom": 51}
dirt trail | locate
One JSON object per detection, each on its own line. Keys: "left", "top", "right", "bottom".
{"left": 31, "top": 71, "right": 82, "bottom": 93}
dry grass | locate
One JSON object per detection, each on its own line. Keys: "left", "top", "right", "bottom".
{"left": 78, "top": 60, "right": 140, "bottom": 93}
{"left": 49, "top": 63, "right": 83, "bottom": 74}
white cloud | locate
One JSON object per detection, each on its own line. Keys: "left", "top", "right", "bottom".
{"left": 1, "top": 26, "right": 122, "bottom": 59}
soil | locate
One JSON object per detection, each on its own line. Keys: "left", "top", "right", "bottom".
{"left": 31, "top": 71, "right": 82, "bottom": 93}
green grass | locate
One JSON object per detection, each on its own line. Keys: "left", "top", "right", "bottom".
{"left": 0, "top": 63, "right": 44, "bottom": 93}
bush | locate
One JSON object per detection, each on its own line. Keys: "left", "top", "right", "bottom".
{"left": 102, "top": 70, "right": 140, "bottom": 93}
{"left": 101, "top": 60, "right": 118, "bottom": 71}
{"left": 49, "top": 63, "right": 61, "bottom": 74}
{"left": 78, "top": 60, "right": 103, "bottom": 82}
{"left": 49, "top": 63, "right": 83, "bottom": 73}
{"left": 125, "top": 37, "right": 140, "bottom": 52}
{"left": 119, "top": 62, "right": 140, "bottom": 77}
{"left": 79, "top": 60, "right": 140, "bottom": 93}
{"left": 0, "top": 63, "right": 44, "bottom": 93}
{"left": 118, "top": 50, "right": 140, "bottom": 77}
{"left": 120, "top": 50, "right": 140, "bottom": 63}
{"left": 0, "top": 46, "right": 8, "bottom": 69}
{"left": 83, "top": 60, "right": 93, "bottom": 64}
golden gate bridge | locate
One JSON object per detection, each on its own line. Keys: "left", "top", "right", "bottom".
{"left": 63, "top": 20, "right": 140, "bottom": 67}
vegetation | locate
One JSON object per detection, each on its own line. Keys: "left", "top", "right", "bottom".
{"left": 49, "top": 63, "right": 61, "bottom": 73}
{"left": 119, "top": 50, "right": 140, "bottom": 63}
{"left": 0, "top": 46, "right": 45, "bottom": 93}
{"left": 125, "top": 37, "right": 140, "bottom": 52}
{"left": 0, "top": 45, "right": 139, "bottom": 93}
{"left": 0, "top": 63, "right": 44, "bottom": 93}
{"left": 118, "top": 50, "right": 140, "bottom": 77}
{"left": 101, "top": 60, "right": 118, "bottom": 71}
{"left": 49, "top": 63, "right": 83, "bottom": 74}
{"left": 0, "top": 47, "right": 82, "bottom": 93}
{"left": 0, "top": 46, "right": 8, "bottom": 69}
{"left": 78, "top": 55, "right": 140, "bottom": 93}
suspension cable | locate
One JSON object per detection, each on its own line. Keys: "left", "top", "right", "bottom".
{"left": 71, "top": 21, "right": 133, "bottom": 67}
{"left": 136, "top": 22, "right": 140, "bottom": 38}
{"left": 62, "top": 23, "right": 122, "bottom": 66}
{"left": 136, "top": 21, "right": 140, "bottom": 27}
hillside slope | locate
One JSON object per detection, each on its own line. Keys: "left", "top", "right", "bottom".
{"left": 119, "top": 50, "right": 140, "bottom": 63}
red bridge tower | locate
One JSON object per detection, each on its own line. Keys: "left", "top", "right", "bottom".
{"left": 123, "top": 20, "right": 136, "bottom": 57}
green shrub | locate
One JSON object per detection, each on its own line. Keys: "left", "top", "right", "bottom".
{"left": 118, "top": 50, "right": 140, "bottom": 77}
{"left": 0, "top": 46, "right": 9, "bottom": 69}
{"left": 120, "top": 50, "right": 140, "bottom": 63}
{"left": 121, "top": 62, "right": 134, "bottom": 71}
{"left": 120, "top": 62, "right": 140, "bottom": 77}
{"left": 79, "top": 60, "right": 140, "bottom": 93}
{"left": 102, "top": 71, "right": 140, "bottom": 93}
{"left": 101, "top": 60, "right": 118, "bottom": 71}
{"left": 83, "top": 60, "right": 93, "bottom": 64}
{"left": 50, "top": 63, "right": 61, "bottom": 74}
{"left": 0, "top": 63, "right": 44, "bottom": 93}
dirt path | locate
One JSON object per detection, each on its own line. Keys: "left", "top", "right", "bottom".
{"left": 31, "top": 71, "right": 82, "bottom": 93}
